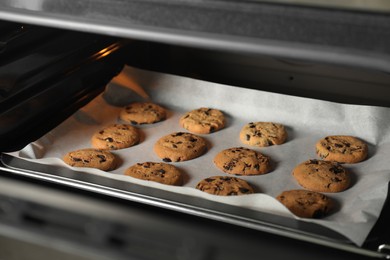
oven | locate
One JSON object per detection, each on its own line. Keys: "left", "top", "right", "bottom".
{"left": 0, "top": 1, "right": 390, "bottom": 259}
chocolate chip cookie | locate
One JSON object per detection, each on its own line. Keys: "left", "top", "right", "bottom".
{"left": 214, "top": 147, "right": 271, "bottom": 175}
{"left": 91, "top": 124, "right": 140, "bottom": 150}
{"left": 316, "top": 135, "right": 368, "bottom": 163}
{"left": 63, "top": 148, "right": 117, "bottom": 171}
{"left": 125, "top": 162, "right": 183, "bottom": 186}
{"left": 292, "top": 159, "right": 351, "bottom": 193}
{"left": 196, "top": 176, "right": 255, "bottom": 196}
{"left": 179, "top": 107, "right": 225, "bottom": 134}
{"left": 276, "top": 189, "right": 333, "bottom": 218}
{"left": 239, "top": 122, "right": 287, "bottom": 147}
{"left": 154, "top": 132, "right": 207, "bottom": 162}
{"left": 119, "top": 102, "right": 167, "bottom": 125}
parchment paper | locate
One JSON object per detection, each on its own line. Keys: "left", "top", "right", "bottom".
{"left": 9, "top": 66, "right": 390, "bottom": 246}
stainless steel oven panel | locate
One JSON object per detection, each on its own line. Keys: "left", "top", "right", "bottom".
{"left": 0, "top": 0, "right": 390, "bottom": 73}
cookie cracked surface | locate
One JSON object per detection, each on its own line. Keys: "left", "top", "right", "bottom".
{"left": 196, "top": 176, "right": 254, "bottom": 196}
{"left": 179, "top": 107, "right": 225, "bottom": 134}
{"left": 214, "top": 147, "right": 271, "bottom": 175}
{"left": 239, "top": 122, "right": 287, "bottom": 147}
{"left": 91, "top": 124, "right": 140, "bottom": 150}
{"left": 63, "top": 148, "right": 117, "bottom": 171}
{"left": 276, "top": 189, "right": 333, "bottom": 218}
{"left": 316, "top": 135, "right": 368, "bottom": 163}
{"left": 292, "top": 159, "right": 350, "bottom": 193}
{"left": 125, "top": 162, "right": 183, "bottom": 186}
{"left": 154, "top": 132, "right": 207, "bottom": 162}
{"left": 120, "top": 102, "right": 166, "bottom": 125}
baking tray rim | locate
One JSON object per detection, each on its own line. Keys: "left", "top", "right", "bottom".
{"left": 0, "top": 153, "right": 388, "bottom": 259}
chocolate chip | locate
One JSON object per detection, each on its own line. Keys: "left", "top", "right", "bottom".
{"left": 209, "top": 126, "right": 215, "bottom": 132}
{"left": 156, "top": 169, "right": 166, "bottom": 177}
{"left": 72, "top": 157, "right": 82, "bottom": 162}
{"left": 97, "top": 155, "right": 106, "bottom": 163}
{"left": 223, "top": 162, "right": 235, "bottom": 171}
{"left": 309, "top": 159, "right": 319, "bottom": 164}
{"left": 254, "top": 130, "right": 262, "bottom": 137}
{"left": 130, "top": 120, "right": 138, "bottom": 125}
{"left": 334, "top": 143, "right": 343, "bottom": 148}
{"left": 246, "top": 134, "right": 250, "bottom": 141}
{"left": 329, "top": 166, "right": 344, "bottom": 174}
{"left": 105, "top": 137, "right": 114, "bottom": 142}
{"left": 173, "top": 132, "right": 184, "bottom": 137}
{"left": 162, "top": 158, "right": 172, "bottom": 162}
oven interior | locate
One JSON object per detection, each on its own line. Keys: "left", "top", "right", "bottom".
{"left": 1, "top": 1, "right": 390, "bottom": 259}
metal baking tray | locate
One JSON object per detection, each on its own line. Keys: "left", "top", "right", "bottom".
{"left": 0, "top": 154, "right": 387, "bottom": 259}
{"left": 1, "top": 66, "right": 389, "bottom": 258}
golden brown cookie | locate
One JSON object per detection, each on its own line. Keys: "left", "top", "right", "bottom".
{"left": 63, "top": 148, "right": 116, "bottom": 171}
{"left": 316, "top": 135, "right": 368, "bottom": 164}
{"left": 154, "top": 132, "right": 207, "bottom": 162}
{"left": 276, "top": 189, "right": 333, "bottom": 218}
{"left": 125, "top": 162, "right": 183, "bottom": 186}
{"left": 239, "top": 122, "right": 287, "bottom": 147}
{"left": 119, "top": 102, "right": 167, "bottom": 125}
{"left": 91, "top": 124, "right": 140, "bottom": 150}
{"left": 213, "top": 147, "right": 271, "bottom": 175}
{"left": 179, "top": 107, "right": 225, "bottom": 134}
{"left": 292, "top": 159, "right": 351, "bottom": 193}
{"left": 195, "top": 176, "right": 254, "bottom": 196}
